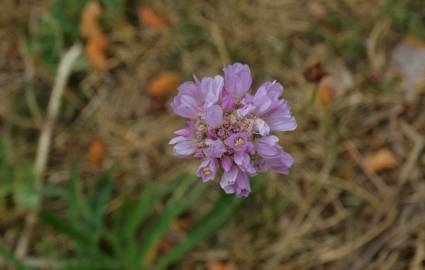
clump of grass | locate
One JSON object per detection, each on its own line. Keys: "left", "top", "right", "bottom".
{"left": 0, "top": 161, "right": 259, "bottom": 269}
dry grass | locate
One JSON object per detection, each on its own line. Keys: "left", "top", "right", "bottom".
{"left": 1, "top": 0, "right": 425, "bottom": 269}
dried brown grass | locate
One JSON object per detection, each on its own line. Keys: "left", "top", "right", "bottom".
{"left": 1, "top": 0, "right": 425, "bottom": 269}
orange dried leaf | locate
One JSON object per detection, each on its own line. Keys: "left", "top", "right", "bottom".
{"left": 80, "top": 1, "right": 103, "bottom": 38}
{"left": 87, "top": 138, "right": 107, "bottom": 167}
{"left": 80, "top": 1, "right": 109, "bottom": 70}
{"left": 139, "top": 6, "right": 169, "bottom": 27}
{"left": 208, "top": 261, "right": 237, "bottom": 270}
{"left": 317, "top": 77, "right": 334, "bottom": 108}
{"left": 85, "top": 33, "right": 109, "bottom": 70}
{"left": 364, "top": 148, "right": 398, "bottom": 173}
{"left": 147, "top": 72, "right": 180, "bottom": 97}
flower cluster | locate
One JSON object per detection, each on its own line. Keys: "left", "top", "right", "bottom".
{"left": 170, "top": 63, "right": 296, "bottom": 197}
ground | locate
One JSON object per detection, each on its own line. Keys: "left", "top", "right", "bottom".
{"left": 0, "top": 0, "right": 425, "bottom": 269}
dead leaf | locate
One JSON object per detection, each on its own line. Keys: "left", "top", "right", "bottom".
{"left": 303, "top": 62, "right": 326, "bottom": 83}
{"left": 316, "top": 61, "right": 354, "bottom": 108}
{"left": 80, "top": 1, "right": 110, "bottom": 70}
{"left": 146, "top": 72, "right": 180, "bottom": 98}
{"left": 87, "top": 138, "right": 107, "bottom": 167}
{"left": 139, "top": 6, "right": 169, "bottom": 27}
{"left": 392, "top": 35, "right": 425, "bottom": 97}
{"left": 85, "top": 33, "right": 109, "bottom": 70}
{"left": 208, "top": 261, "right": 238, "bottom": 270}
{"left": 80, "top": 1, "right": 103, "bottom": 38}
{"left": 317, "top": 76, "right": 334, "bottom": 108}
{"left": 364, "top": 148, "right": 398, "bottom": 173}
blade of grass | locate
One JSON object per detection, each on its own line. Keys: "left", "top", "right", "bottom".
{"left": 127, "top": 175, "right": 195, "bottom": 268}
{"left": 86, "top": 171, "right": 113, "bottom": 240}
{"left": 67, "top": 164, "right": 81, "bottom": 227}
{"left": 89, "top": 171, "right": 113, "bottom": 220}
{"left": 137, "top": 175, "right": 206, "bottom": 267}
{"left": 108, "top": 174, "right": 188, "bottom": 257}
{"left": 39, "top": 211, "right": 91, "bottom": 248}
{"left": 123, "top": 173, "right": 189, "bottom": 242}
{"left": 154, "top": 176, "right": 262, "bottom": 270}
{"left": 154, "top": 196, "right": 240, "bottom": 270}
{"left": 0, "top": 140, "right": 7, "bottom": 166}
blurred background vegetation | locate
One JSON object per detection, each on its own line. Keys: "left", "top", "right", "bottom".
{"left": 0, "top": 0, "right": 425, "bottom": 269}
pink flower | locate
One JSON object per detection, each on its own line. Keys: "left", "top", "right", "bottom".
{"left": 170, "top": 63, "right": 296, "bottom": 197}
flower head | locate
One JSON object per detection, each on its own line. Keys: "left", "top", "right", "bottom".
{"left": 170, "top": 63, "right": 296, "bottom": 197}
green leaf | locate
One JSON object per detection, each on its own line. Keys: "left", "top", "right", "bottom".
{"left": 0, "top": 242, "right": 30, "bottom": 270}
